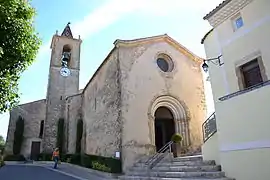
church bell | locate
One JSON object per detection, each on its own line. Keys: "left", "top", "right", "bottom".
{"left": 62, "top": 52, "right": 71, "bottom": 62}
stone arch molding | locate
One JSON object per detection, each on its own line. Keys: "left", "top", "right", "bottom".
{"left": 148, "top": 95, "right": 191, "bottom": 147}
{"left": 149, "top": 95, "right": 187, "bottom": 121}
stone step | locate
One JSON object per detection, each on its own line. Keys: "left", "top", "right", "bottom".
{"left": 119, "top": 175, "right": 233, "bottom": 180}
{"left": 172, "top": 155, "right": 203, "bottom": 162}
{"left": 130, "top": 165, "right": 221, "bottom": 172}
{"left": 139, "top": 154, "right": 173, "bottom": 163}
{"left": 139, "top": 154, "right": 202, "bottom": 163}
{"left": 125, "top": 171, "right": 225, "bottom": 178}
{"left": 135, "top": 160, "right": 216, "bottom": 167}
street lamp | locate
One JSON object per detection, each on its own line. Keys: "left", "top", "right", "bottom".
{"left": 202, "top": 55, "right": 223, "bottom": 73}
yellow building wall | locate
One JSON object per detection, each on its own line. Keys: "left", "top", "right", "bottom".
{"left": 202, "top": 0, "right": 270, "bottom": 180}
{"left": 201, "top": 133, "right": 220, "bottom": 165}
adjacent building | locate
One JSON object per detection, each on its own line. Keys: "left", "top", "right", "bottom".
{"left": 201, "top": 0, "right": 270, "bottom": 180}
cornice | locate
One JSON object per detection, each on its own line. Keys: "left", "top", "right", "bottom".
{"left": 207, "top": 0, "right": 253, "bottom": 27}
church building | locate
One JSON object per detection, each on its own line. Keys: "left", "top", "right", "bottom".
{"left": 5, "top": 23, "right": 206, "bottom": 170}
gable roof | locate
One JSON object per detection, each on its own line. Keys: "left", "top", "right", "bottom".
{"left": 203, "top": 0, "right": 232, "bottom": 20}
{"left": 114, "top": 34, "right": 203, "bottom": 63}
{"left": 82, "top": 34, "right": 203, "bottom": 94}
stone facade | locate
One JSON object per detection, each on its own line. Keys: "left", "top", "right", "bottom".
{"left": 65, "top": 93, "right": 82, "bottom": 154}
{"left": 117, "top": 39, "right": 206, "bottom": 170}
{"left": 5, "top": 99, "right": 46, "bottom": 157}
{"left": 82, "top": 49, "right": 122, "bottom": 157}
{"left": 5, "top": 26, "right": 206, "bottom": 173}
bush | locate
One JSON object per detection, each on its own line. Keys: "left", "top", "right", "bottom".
{"left": 81, "top": 154, "right": 122, "bottom": 174}
{"left": 4, "top": 154, "right": 25, "bottom": 161}
{"left": 171, "top": 133, "right": 183, "bottom": 143}
{"left": 61, "top": 154, "right": 81, "bottom": 165}
{"left": 36, "top": 152, "right": 122, "bottom": 174}
{"left": 0, "top": 155, "right": 4, "bottom": 167}
{"left": 37, "top": 153, "right": 52, "bottom": 161}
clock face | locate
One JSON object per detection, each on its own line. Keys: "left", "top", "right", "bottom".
{"left": 60, "top": 67, "right": 70, "bottom": 77}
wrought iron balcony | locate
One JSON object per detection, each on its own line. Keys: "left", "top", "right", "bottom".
{"left": 202, "top": 112, "right": 217, "bottom": 142}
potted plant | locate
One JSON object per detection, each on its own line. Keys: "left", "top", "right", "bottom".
{"left": 171, "top": 134, "right": 183, "bottom": 158}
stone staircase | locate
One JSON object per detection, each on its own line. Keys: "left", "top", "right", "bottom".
{"left": 119, "top": 155, "right": 234, "bottom": 180}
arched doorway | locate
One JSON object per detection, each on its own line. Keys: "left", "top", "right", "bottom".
{"left": 154, "top": 107, "right": 175, "bottom": 151}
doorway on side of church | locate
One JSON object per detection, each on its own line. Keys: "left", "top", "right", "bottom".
{"left": 30, "top": 141, "right": 41, "bottom": 160}
{"left": 154, "top": 107, "right": 175, "bottom": 152}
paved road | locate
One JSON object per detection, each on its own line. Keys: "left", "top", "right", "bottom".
{"left": 0, "top": 164, "right": 108, "bottom": 180}
{"left": 0, "top": 165, "right": 80, "bottom": 180}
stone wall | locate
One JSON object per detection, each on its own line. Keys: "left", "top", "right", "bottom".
{"left": 118, "top": 41, "right": 206, "bottom": 171}
{"left": 82, "top": 49, "right": 122, "bottom": 157}
{"left": 43, "top": 34, "right": 81, "bottom": 153}
{"left": 43, "top": 67, "right": 80, "bottom": 152}
{"left": 5, "top": 99, "right": 46, "bottom": 157}
{"left": 65, "top": 93, "right": 82, "bottom": 154}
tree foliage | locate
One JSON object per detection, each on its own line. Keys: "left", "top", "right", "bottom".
{"left": 0, "top": 0, "right": 41, "bottom": 113}
{"left": 76, "top": 119, "right": 83, "bottom": 153}
{"left": 57, "top": 118, "right": 64, "bottom": 154}
{"left": 13, "top": 116, "right": 24, "bottom": 155}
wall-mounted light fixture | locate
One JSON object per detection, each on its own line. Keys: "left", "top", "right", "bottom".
{"left": 202, "top": 55, "right": 223, "bottom": 73}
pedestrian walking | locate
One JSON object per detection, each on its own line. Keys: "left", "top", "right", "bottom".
{"left": 52, "top": 148, "right": 60, "bottom": 169}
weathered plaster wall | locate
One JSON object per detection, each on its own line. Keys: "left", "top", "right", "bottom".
{"left": 43, "top": 35, "right": 81, "bottom": 153}
{"left": 118, "top": 41, "right": 206, "bottom": 170}
{"left": 83, "top": 49, "right": 122, "bottom": 157}
{"left": 5, "top": 99, "right": 46, "bottom": 157}
{"left": 65, "top": 93, "right": 82, "bottom": 154}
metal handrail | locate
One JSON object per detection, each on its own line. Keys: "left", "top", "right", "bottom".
{"left": 202, "top": 112, "right": 217, "bottom": 142}
{"left": 145, "top": 141, "right": 174, "bottom": 167}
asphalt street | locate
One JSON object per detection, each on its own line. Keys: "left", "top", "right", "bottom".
{"left": 0, "top": 165, "right": 85, "bottom": 180}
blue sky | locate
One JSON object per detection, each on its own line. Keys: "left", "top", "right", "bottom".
{"left": 0, "top": 0, "right": 223, "bottom": 138}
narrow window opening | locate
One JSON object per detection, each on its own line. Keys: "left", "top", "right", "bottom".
{"left": 39, "top": 120, "right": 44, "bottom": 138}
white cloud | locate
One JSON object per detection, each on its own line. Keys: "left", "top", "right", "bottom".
{"left": 39, "top": 0, "right": 223, "bottom": 53}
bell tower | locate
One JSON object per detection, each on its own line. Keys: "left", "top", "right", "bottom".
{"left": 43, "top": 23, "right": 82, "bottom": 152}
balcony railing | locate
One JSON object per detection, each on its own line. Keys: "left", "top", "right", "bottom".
{"left": 202, "top": 112, "right": 217, "bottom": 142}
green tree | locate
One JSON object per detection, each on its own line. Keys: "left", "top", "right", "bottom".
{"left": 0, "top": 135, "right": 5, "bottom": 154}
{"left": 57, "top": 118, "right": 64, "bottom": 154}
{"left": 76, "top": 119, "right": 83, "bottom": 153}
{"left": 13, "top": 116, "right": 24, "bottom": 155}
{"left": 0, "top": 0, "right": 41, "bottom": 113}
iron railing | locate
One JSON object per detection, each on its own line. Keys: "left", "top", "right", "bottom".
{"left": 145, "top": 141, "right": 173, "bottom": 169}
{"left": 202, "top": 112, "right": 217, "bottom": 142}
